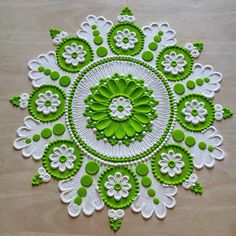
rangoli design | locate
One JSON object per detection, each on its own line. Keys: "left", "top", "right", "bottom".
{"left": 10, "top": 7, "right": 233, "bottom": 232}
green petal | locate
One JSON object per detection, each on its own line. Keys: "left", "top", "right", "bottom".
{"left": 107, "top": 79, "right": 117, "bottom": 95}
{"left": 104, "top": 122, "right": 116, "bottom": 137}
{"left": 93, "top": 93, "right": 109, "bottom": 103}
{"left": 123, "top": 122, "right": 135, "bottom": 137}
{"left": 98, "top": 86, "right": 113, "bottom": 98}
{"left": 115, "top": 124, "right": 126, "bottom": 139}
{"left": 117, "top": 78, "right": 127, "bottom": 93}
{"left": 134, "top": 113, "right": 150, "bottom": 124}
{"left": 129, "top": 118, "right": 143, "bottom": 132}
{"left": 91, "top": 112, "right": 108, "bottom": 120}
{"left": 90, "top": 102, "right": 107, "bottom": 111}
{"left": 130, "top": 87, "right": 144, "bottom": 100}
{"left": 125, "top": 81, "right": 136, "bottom": 95}
{"left": 134, "top": 95, "right": 151, "bottom": 105}
{"left": 95, "top": 118, "right": 112, "bottom": 130}
{"left": 134, "top": 105, "right": 152, "bottom": 113}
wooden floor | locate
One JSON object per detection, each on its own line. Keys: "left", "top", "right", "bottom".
{"left": 0, "top": 0, "right": 236, "bottom": 235}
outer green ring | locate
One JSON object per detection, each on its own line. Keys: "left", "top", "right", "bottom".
{"left": 177, "top": 93, "right": 215, "bottom": 132}
{"left": 107, "top": 23, "right": 145, "bottom": 56}
{"left": 28, "top": 84, "right": 66, "bottom": 122}
{"left": 151, "top": 144, "right": 193, "bottom": 185}
{"left": 42, "top": 139, "right": 83, "bottom": 180}
{"left": 156, "top": 45, "right": 194, "bottom": 81}
{"left": 97, "top": 166, "right": 139, "bottom": 209}
{"left": 56, "top": 37, "right": 94, "bottom": 73}
{"left": 66, "top": 56, "right": 176, "bottom": 164}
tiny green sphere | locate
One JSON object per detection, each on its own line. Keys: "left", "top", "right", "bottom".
{"left": 74, "top": 196, "right": 82, "bottom": 205}
{"left": 198, "top": 141, "right": 207, "bottom": 150}
{"left": 93, "top": 36, "right": 103, "bottom": 45}
{"left": 147, "top": 188, "right": 156, "bottom": 197}
{"left": 44, "top": 68, "right": 51, "bottom": 75}
{"left": 80, "top": 174, "right": 93, "bottom": 187}
{"left": 154, "top": 35, "right": 161, "bottom": 42}
{"left": 136, "top": 163, "right": 149, "bottom": 176}
{"left": 114, "top": 182, "right": 122, "bottom": 191}
{"left": 171, "top": 61, "right": 177, "bottom": 67}
{"left": 41, "top": 128, "right": 52, "bottom": 139}
{"left": 91, "top": 24, "right": 97, "bottom": 29}
{"left": 141, "top": 176, "right": 152, "bottom": 187}
{"left": 38, "top": 66, "right": 44, "bottom": 72}
{"left": 25, "top": 138, "right": 32, "bottom": 144}
{"left": 148, "top": 42, "right": 158, "bottom": 51}
{"left": 93, "top": 29, "right": 100, "bottom": 36}
{"left": 59, "top": 155, "right": 67, "bottom": 163}
{"left": 53, "top": 123, "right": 66, "bottom": 136}
{"left": 50, "top": 71, "right": 60, "bottom": 80}
{"left": 204, "top": 77, "right": 210, "bottom": 83}
{"left": 158, "top": 31, "right": 163, "bottom": 36}
{"left": 185, "top": 136, "right": 196, "bottom": 147}
{"left": 196, "top": 78, "right": 204, "bottom": 86}
{"left": 172, "top": 129, "right": 185, "bottom": 142}
{"left": 168, "top": 160, "right": 176, "bottom": 168}
{"left": 59, "top": 75, "right": 71, "bottom": 87}
{"left": 77, "top": 187, "right": 87, "bottom": 197}
{"left": 32, "top": 134, "right": 40, "bottom": 142}
{"left": 71, "top": 52, "right": 78, "bottom": 59}
{"left": 186, "top": 80, "right": 196, "bottom": 89}
{"left": 153, "top": 197, "right": 160, "bottom": 205}
{"left": 208, "top": 145, "right": 214, "bottom": 152}
{"left": 142, "top": 51, "right": 154, "bottom": 62}
{"left": 96, "top": 46, "right": 108, "bottom": 57}
{"left": 174, "top": 83, "right": 185, "bottom": 95}
{"left": 85, "top": 161, "right": 100, "bottom": 175}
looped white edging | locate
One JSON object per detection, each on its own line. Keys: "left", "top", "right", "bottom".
{"left": 108, "top": 209, "right": 125, "bottom": 220}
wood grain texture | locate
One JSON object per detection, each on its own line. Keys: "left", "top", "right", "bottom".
{"left": 0, "top": 0, "right": 236, "bottom": 235}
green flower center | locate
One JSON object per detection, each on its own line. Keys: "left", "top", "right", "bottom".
{"left": 72, "top": 52, "right": 78, "bottom": 58}
{"left": 45, "top": 100, "right": 51, "bottom": 106}
{"left": 191, "top": 109, "right": 198, "bottom": 116}
{"left": 114, "top": 182, "right": 122, "bottom": 191}
{"left": 171, "top": 61, "right": 177, "bottom": 67}
{"left": 117, "top": 105, "right": 124, "bottom": 112}
{"left": 123, "top": 37, "right": 129, "bottom": 43}
{"left": 59, "top": 155, "right": 67, "bottom": 163}
{"left": 168, "top": 160, "right": 176, "bottom": 168}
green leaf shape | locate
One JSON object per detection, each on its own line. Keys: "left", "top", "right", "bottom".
{"left": 32, "top": 173, "right": 43, "bottom": 186}
{"left": 120, "top": 6, "right": 133, "bottom": 16}
{"left": 223, "top": 107, "right": 233, "bottom": 119}
{"left": 190, "top": 181, "right": 203, "bottom": 194}
{"left": 49, "top": 28, "right": 61, "bottom": 40}
{"left": 193, "top": 42, "right": 204, "bottom": 53}
{"left": 83, "top": 73, "right": 158, "bottom": 146}
{"left": 109, "top": 218, "right": 122, "bottom": 232}
{"left": 9, "top": 95, "right": 20, "bottom": 107}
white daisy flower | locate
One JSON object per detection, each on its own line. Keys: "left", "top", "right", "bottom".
{"left": 35, "top": 91, "right": 61, "bottom": 115}
{"left": 182, "top": 99, "right": 208, "bottom": 125}
{"left": 105, "top": 172, "right": 132, "bottom": 201}
{"left": 114, "top": 29, "right": 138, "bottom": 51}
{"left": 109, "top": 97, "right": 133, "bottom": 119}
{"left": 158, "top": 150, "right": 185, "bottom": 177}
{"left": 49, "top": 144, "right": 76, "bottom": 173}
{"left": 161, "top": 51, "right": 187, "bottom": 75}
{"left": 62, "top": 43, "right": 86, "bottom": 67}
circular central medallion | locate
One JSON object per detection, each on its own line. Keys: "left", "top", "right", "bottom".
{"left": 67, "top": 57, "right": 176, "bottom": 165}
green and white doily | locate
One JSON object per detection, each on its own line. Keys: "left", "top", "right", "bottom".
{"left": 11, "top": 7, "right": 233, "bottom": 232}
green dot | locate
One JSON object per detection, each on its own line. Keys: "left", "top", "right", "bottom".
{"left": 196, "top": 78, "right": 204, "bottom": 86}
{"left": 25, "top": 138, "right": 31, "bottom": 144}
{"left": 191, "top": 109, "right": 198, "bottom": 116}
{"left": 174, "top": 83, "right": 185, "bottom": 95}
{"left": 147, "top": 188, "right": 156, "bottom": 197}
{"left": 158, "top": 31, "right": 163, "bottom": 36}
{"left": 136, "top": 163, "right": 149, "bottom": 176}
{"left": 96, "top": 46, "right": 108, "bottom": 57}
{"left": 93, "top": 30, "right": 100, "bottom": 36}
{"left": 71, "top": 52, "right": 78, "bottom": 59}
{"left": 94, "top": 36, "right": 103, "bottom": 45}
{"left": 154, "top": 35, "right": 161, "bottom": 42}
{"left": 59, "top": 155, "right": 67, "bottom": 163}
{"left": 45, "top": 100, "right": 51, "bottom": 107}
{"left": 114, "top": 182, "right": 122, "bottom": 191}
{"left": 123, "top": 37, "right": 129, "bottom": 43}
{"left": 44, "top": 68, "right": 51, "bottom": 75}
{"left": 50, "top": 71, "right": 60, "bottom": 80}
{"left": 171, "top": 61, "right": 177, "bottom": 67}
{"left": 153, "top": 197, "right": 160, "bottom": 204}
{"left": 32, "top": 134, "right": 40, "bottom": 142}
{"left": 41, "top": 128, "right": 52, "bottom": 139}
{"left": 85, "top": 161, "right": 99, "bottom": 175}
{"left": 148, "top": 42, "right": 158, "bottom": 51}
{"left": 186, "top": 80, "right": 196, "bottom": 89}
{"left": 141, "top": 176, "right": 152, "bottom": 187}
{"left": 91, "top": 24, "right": 97, "bottom": 29}
{"left": 80, "top": 174, "right": 93, "bottom": 187}
{"left": 208, "top": 145, "right": 214, "bottom": 152}
{"left": 198, "top": 141, "right": 207, "bottom": 150}
{"left": 204, "top": 77, "right": 210, "bottom": 83}
{"left": 74, "top": 196, "right": 82, "bottom": 205}
{"left": 172, "top": 129, "right": 185, "bottom": 142}
{"left": 168, "top": 160, "right": 176, "bottom": 168}
{"left": 185, "top": 136, "right": 196, "bottom": 147}
{"left": 53, "top": 123, "right": 65, "bottom": 136}
{"left": 38, "top": 66, "right": 44, "bottom": 72}
{"left": 59, "top": 75, "right": 71, "bottom": 87}
{"left": 77, "top": 187, "right": 87, "bottom": 197}
{"left": 142, "top": 51, "right": 154, "bottom": 62}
